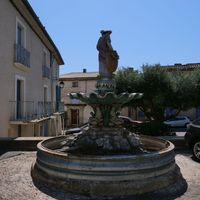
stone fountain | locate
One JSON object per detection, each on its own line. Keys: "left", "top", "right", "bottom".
{"left": 31, "top": 30, "right": 186, "bottom": 199}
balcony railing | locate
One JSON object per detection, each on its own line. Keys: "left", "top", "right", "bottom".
{"left": 10, "top": 101, "right": 35, "bottom": 121}
{"left": 9, "top": 101, "right": 64, "bottom": 121}
{"left": 42, "top": 65, "right": 50, "bottom": 79}
{"left": 37, "top": 101, "right": 54, "bottom": 118}
{"left": 14, "top": 43, "right": 30, "bottom": 68}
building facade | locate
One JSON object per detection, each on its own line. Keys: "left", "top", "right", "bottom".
{"left": 59, "top": 69, "right": 134, "bottom": 127}
{"left": 60, "top": 63, "right": 200, "bottom": 126}
{"left": 59, "top": 70, "right": 98, "bottom": 127}
{"left": 163, "top": 63, "right": 200, "bottom": 72}
{"left": 0, "top": 0, "right": 65, "bottom": 137}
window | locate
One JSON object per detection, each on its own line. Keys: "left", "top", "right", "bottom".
{"left": 72, "top": 81, "right": 78, "bottom": 88}
{"left": 15, "top": 75, "right": 25, "bottom": 120}
{"left": 16, "top": 18, "right": 26, "bottom": 47}
{"left": 42, "top": 49, "right": 50, "bottom": 78}
{"left": 17, "top": 25, "right": 23, "bottom": 45}
{"left": 44, "top": 86, "right": 48, "bottom": 102}
{"left": 43, "top": 49, "right": 47, "bottom": 66}
{"left": 15, "top": 18, "right": 30, "bottom": 68}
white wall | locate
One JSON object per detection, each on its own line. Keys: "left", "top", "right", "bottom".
{"left": 0, "top": 0, "right": 58, "bottom": 137}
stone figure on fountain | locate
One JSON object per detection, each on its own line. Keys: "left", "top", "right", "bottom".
{"left": 96, "top": 30, "right": 119, "bottom": 78}
{"left": 96, "top": 30, "right": 119, "bottom": 93}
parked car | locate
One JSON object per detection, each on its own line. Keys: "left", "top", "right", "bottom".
{"left": 118, "top": 116, "right": 142, "bottom": 126}
{"left": 164, "top": 116, "right": 191, "bottom": 127}
{"left": 185, "top": 118, "right": 200, "bottom": 161}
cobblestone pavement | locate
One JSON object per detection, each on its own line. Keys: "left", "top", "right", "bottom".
{"left": 0, "top": 150, "right": 199, "bottom": 200}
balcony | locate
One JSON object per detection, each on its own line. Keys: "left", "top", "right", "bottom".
{"left": 9, "top": 101, "right": 35, "bottom": 122}
{"left": 42, "top": 65, "right": 50, "bottom": 79}
{"left": 37, "top": 101, "right": 54, "bottom": 118}
{"left": 9, "top": 101, "right": 64, "bottom": 123}
{"left": 14, "top": 44, "right": 30, "bottom": 69}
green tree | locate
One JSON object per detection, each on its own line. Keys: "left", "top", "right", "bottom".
{"left": 169, "top": 70, "right": 197, "bottom": 116}
{"left": 115, "top": 67, "right": 139, "bottom": 94}
{"left": 115, "top": 64, "right": 200, "bottom": 122}
{"left": 137, "top": 64, "right": 174, "bottom": 121}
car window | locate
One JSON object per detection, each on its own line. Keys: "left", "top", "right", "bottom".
{"left": 167, "top": 118, "right": 177, "bottom": 122}
{"left": 167, "top": 116, "right": 187, "bottom": 121}
{"left": 176, "top": 117, "right": 185, "bottom": 120}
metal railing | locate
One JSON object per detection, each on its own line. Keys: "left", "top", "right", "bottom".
{"left": 9, "top": 101, "right": 35, "bottom": 121}
{"left": 14, "top": 43, "right": 30, "bottom": 68}
{"left": 10, "top": 101, "right": 64, "bottom": 121}
{"left": 42, "top": 65, "right": 50, "bottom": 79}
{"left": 37, "top": 101, "right": 54, "bottom": 118}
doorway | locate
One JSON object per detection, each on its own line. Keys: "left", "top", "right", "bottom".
{"left": 16, "top": 78, "right": 24, "bottom": 120}
{"left": 16, "top": 77, "right": 25, "bottom": 137}
{"left": 71, "top": 109, "right": 79, "bottom": 126}
{"left": 16, "top": 79, "right": 22, "bottom": 119}
{"left": 44, "top": 86, "right": 48, "bottom": 115}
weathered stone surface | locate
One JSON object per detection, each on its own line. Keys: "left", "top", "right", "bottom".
{"left": 61, "top": 128, "right": 143, "bottom": 154}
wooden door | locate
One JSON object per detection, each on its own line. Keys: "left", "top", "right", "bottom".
{"left": 71, "top": 109, "right": 79, "bottom": 126}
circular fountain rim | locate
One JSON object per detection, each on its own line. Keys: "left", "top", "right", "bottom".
{"left": 32, "top": 135, "right": 186, "bottom": 198}
{"left": 37, "top": 135, "right": 175, "bottom": 159}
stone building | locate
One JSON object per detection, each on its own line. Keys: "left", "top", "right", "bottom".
{"left": 59, "top": 69, "right": 98, "bottom": 127}
{"left": 59, "top": 69, "right": 136, "bottom": 127}
{"left": 163, "top": 63, "right": 200, "bottom": 72}
{"left": 0, "top": 0, "right": 65, "bottom": 137}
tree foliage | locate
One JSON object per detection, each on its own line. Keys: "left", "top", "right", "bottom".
{"left": 115, "top": 64, "right": 200, "bottom": 122}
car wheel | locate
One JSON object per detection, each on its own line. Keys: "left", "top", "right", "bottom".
{"left": 192, "top": 141, "right": 200, "bottom": 161}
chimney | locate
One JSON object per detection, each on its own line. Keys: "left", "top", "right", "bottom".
{"left": 83, "top": 68, "right": 87, "bottom": 73}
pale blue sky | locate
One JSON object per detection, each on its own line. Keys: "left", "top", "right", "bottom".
{"left": 28, "top": 0, "right": 200, "bottom": 75}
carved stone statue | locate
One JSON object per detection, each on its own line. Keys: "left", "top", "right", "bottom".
{"left": 96, "top": 30, "right": 119, "bottom": 78}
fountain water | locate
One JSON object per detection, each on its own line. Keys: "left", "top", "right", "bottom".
{"left": 31, "top": 30, "right": 186, "bottom": 198}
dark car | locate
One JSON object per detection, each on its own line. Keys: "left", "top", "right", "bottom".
{"left": 184, "top": 118, "right": 200, "bottom": 161}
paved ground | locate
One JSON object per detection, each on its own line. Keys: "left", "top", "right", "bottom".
{"left": 0, "top": 150, "right": 199, "bottom": 200}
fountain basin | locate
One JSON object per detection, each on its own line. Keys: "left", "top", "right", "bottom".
{"left": 31, "top": 135, "right": 185, "bottom": 198}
